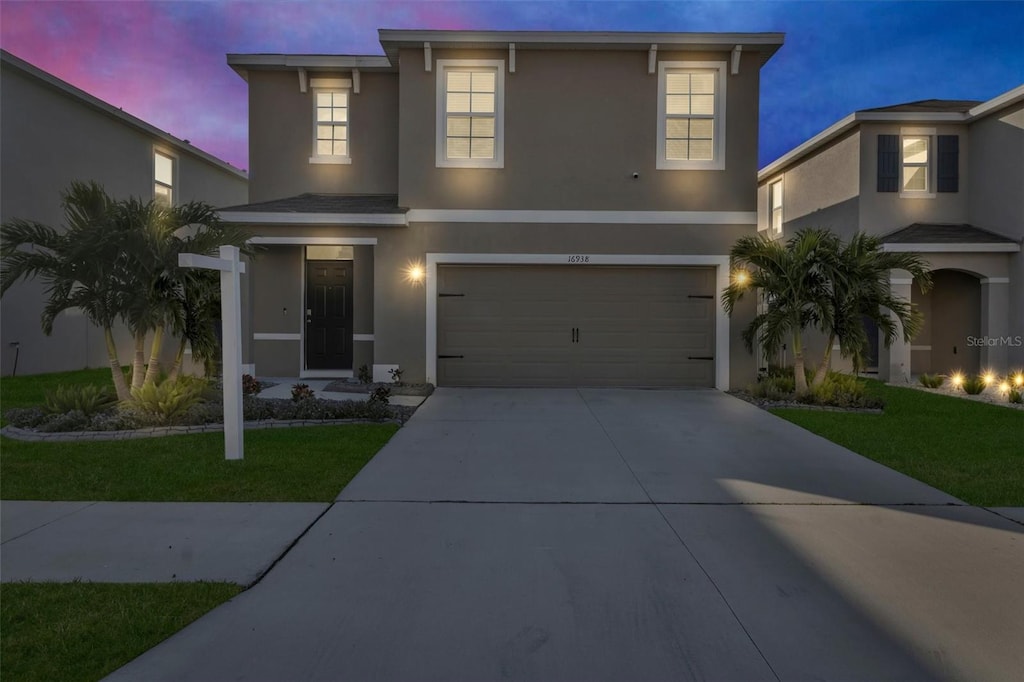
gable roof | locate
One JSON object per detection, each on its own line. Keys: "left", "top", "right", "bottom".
{"left": 880, "top": 223, "right": 1017, "bottom": 244}
{"left": 218, "top": 193, "right": 407, "bottom": 226}
{"left": 1, "top": 49, "right": 246, "bottom": 180}
{"left": 759, "top": 83, "right": 1024, "bottom": 182}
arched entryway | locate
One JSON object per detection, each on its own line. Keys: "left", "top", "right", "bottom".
{"left": 911, "top": 269, "right": 982, "bottom": 375}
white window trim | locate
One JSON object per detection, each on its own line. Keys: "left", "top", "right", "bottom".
{"left": 768, "top": 178, "right": 783, "bottom": 235}
{"left": 309, "top": 86, "right": 352, "bottom": 165}
{"left": 153, "top": 147, "right": 177, "bottom": 206}
{"left": 657, "top": 61, "right": 727, "bottom": 171}
{"left": 899, "top": 127, "right": 935, "bottom": 198}
{"left": 435, "top": 59, "right": 505, "bottom": 169}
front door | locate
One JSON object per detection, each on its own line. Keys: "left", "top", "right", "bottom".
{"left": 305, "top": 260, "right": 353, "bottom": 370}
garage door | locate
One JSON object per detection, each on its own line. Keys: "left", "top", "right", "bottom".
{"left": 437, "top": 265, "right": 715, "bottom": 387}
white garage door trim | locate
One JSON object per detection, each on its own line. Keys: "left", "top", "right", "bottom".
{"left": 425, "top": 253, "right": 731, "bottom": 390}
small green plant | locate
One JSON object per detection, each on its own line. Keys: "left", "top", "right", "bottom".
{"left": 357, "top": 364, "right": 373, "bottom": 384}
{"left": 919, "top": 373, "right": 945, "bottom": 389}
{"left": 387, "top": 367, "right": 403, "bottom": 384}
{"left": 368, "top": 385, "right": 391, "bottom": 405}
{"left": 42, "top": 384, "right": 116, "bottom": 416}
{"left": 242, "top": 374, "right": 263, "bottom": 396}
{"left": 291, "top": 383, "right": 315, "bottom": 401}
{"left": 750, "top": 373, "right": 796, "bottom": 399}
{"left": 1008, "top": 389, "right": 1022, "bottom": 404}
{"left": 961, "top": 376, "right": 986, "bottom": 395}
{"left": 126, "top": 379, "right": 207, "bottom": 424}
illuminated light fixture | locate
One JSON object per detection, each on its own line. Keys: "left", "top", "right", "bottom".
{"left": 998, "top": 381, "right": 1011, "bottom": 394}
{"left": 405, "top": 262, "right": 425, "bottom": 284}
{"left": 734, "top": 270, "right": 751, "bottom": 287}
{"left": 1013, "top": 373, "right": 1024, "bottom": 388}
{"left": 950, "top": 372, "right": 965, "bottom": 389}
{"left": 981, "top": 371, "right": 995, "bottom": 386}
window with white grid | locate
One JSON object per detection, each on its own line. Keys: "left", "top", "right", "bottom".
{"left": 312, "top": 89, "right": 350, "bottom": 162}
{"left": 436, "top": 60, "right": 504, "bottom": 168}
{"left": 657, "top": 62, "right": 726, "bottom": 170}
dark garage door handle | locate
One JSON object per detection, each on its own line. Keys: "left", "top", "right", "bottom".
{"left": 688, "top": 295, "right": 714, "bottom": 299}
{"left": 688, "top": 356, "right": 714, "bottom": 360}
{"left": 438, "top": 355, "right": 464, "bottom": 359}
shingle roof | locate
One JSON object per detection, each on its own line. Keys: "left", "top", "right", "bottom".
{"left": 859, "top": 99, "right": 982, "bottom": 114}
{"left": 880, "top": 223, "right": 1018, "bottom": 244}
{"left": 219, "top": 194, "right": 406, "bottom": 214}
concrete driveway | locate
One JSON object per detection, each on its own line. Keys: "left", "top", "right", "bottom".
{"left": 108, "top": 389, "right": 1024, "bottom": 682}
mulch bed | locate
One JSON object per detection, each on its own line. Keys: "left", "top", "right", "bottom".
{"left": 323, "top": 380, "right": 435, "bottom": 397}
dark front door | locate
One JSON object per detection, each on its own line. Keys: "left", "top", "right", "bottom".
{"left": 305, "top": 260, "right": 353, "bottom": 370}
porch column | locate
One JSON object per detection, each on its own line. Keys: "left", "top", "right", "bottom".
{"left": 881, "top": 269, "right": 913, "bottom": 383}
{"left": 980, "top": 278, "right": 1010, "bottom": 373}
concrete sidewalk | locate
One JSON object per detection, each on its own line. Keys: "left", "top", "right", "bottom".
{"left": 1, "top": 501, "right": 327, "bottom": 585}
{"left": 256, "top": 378, "right": 426, "bottom": 407}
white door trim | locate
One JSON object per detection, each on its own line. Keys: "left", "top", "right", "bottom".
{"left": 425, "top": 253, "right": 731, "bottom": 390}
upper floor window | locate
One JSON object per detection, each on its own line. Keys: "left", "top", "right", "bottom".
{"left": 769, "top": 179, "right": 783, "bottom": 235}
{"left": 436, "top": 60, "right": 504, "bottom": 168}
{"left": 311, "top": 87, "right": 351, "bottom": 164}
{"left": 154, "top": 150, "right": 175, "bottom": 206}
{"left": 902, "top": 135, "right": 930, "bottom": 193}
{"left": 878, "top": 131, "right": 959, "bottom": 196}
{"left": 657, "top": 61, "right": 726, "bottom": 170}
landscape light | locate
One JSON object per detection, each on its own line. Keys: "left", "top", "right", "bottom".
{"left": 1014, "top": 373, "right": 1024, "bottom": 388}
{"left": 951, "top": 372, "right": 965, "bottom": 388}
{"left": 982, "top": 371, "right": 995, "bottom": 386}
{"left": 998, "top": 381, "right": 1011, "bottom": 394}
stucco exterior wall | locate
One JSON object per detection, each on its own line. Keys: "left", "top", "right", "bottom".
{"left": 397, "top": 47, "right": 761, "bottom": 212}
{"left": 0, "top": 60, "right": 248, "bottom": 376}
{"left": 246, "top": 70, "right": 399, "bottom": 203}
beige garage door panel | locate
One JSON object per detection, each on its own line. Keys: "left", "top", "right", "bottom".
{"left": 438, "top": 265, "right": 715, "bottom": 387}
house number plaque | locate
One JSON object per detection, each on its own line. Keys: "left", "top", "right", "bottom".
{"left": 567, "top": 255, "right": 591, "bottom": 263}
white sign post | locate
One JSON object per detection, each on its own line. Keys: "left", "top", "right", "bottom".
{"left": 178, "top": 245, "right": 246, "bottom": 460}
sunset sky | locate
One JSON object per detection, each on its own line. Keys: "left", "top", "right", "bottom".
{"left": 3, "top": 1, "right": 1022, "bottom": 171}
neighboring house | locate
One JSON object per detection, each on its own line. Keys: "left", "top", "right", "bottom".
{"left": 221, "top": 29, "right": 784, "bottom": 389}
{"left": 757, "top": 86, "right": 1024, "bottom": 381}
{"left": 0, "top": 50, "right": 249, "bottom": 376}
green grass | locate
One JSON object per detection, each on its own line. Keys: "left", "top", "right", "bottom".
{"left": 1, "top": 368, "right": 115, "bottom": 420}
{"left": 1, "top": 581, "right": 241, "bottom": 682}
{"left": 1, "top": 424, "right": 398, "bottom": 502}
{"left": 771, "top": 381, "right": 1024, "bottom": 506}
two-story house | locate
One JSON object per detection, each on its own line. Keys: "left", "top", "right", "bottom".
{"left": 757, "top": 85, "right": 1024, "bottom": 381}
{"left": 221, "top": 29, "right": 784, "bottom": 389}
{"left": 0, "top": 50, "right": 249, "bottom": 376}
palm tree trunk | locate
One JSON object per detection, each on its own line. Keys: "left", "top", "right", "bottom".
{"left": 131, "top": 332, "right": 147, "bottom": 389}
{"left": 143, "top": 324, "right": 165, "bottom": 387}
{"left": 104, "top": 327, "right": 130, "bottom": 401}
{"left": 166, "top": 337, "right": 187, "bottom": 383}
{"left": 793, "top": 332, "right": 809, "bottom": 394}
{"left": 812, "top": 333, "right": 835, "bottom": 388}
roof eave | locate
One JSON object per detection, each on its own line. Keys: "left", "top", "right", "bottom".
{"left": 227, "top": 53, "right": 395, "bottom": 81}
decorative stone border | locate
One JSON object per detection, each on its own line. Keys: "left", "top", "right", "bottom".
{"left": 728, "top": 392, "right": 884, "bottom": 414}
{"left": 0, "top": 418, "right": 402, "bottom": 443}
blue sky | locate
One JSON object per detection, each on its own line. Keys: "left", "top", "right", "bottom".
{"left": 3, "top": 1, "right": 1022, "bottom": 170}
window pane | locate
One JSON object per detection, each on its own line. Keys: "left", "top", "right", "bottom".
{"left": 690, "top": 118, "right": 713, "bottom": 139}
{"left": 333, "top": 91, "right": 348, "bottom": 107}
{"left": 317, "top": 140, "right": 333, "bottom": 156}
{"left": 334, "top": 125, "right": 347, "bottom": 141}
{"left": 447, "top": 71, "right": 472, "bottom": 92}
{"left": 689, "top": 139, "right": 714, "bottom": 160}
{"left": 666, "top": 118, "right": 689, "bottom": 139}
{"left": 691, "top": 95, "right": 715, "bottom": 115}
{"left": 332, "top": 140, "right": 348, "bottom": 156}
{"left": 154, "top": 184, "right": 172, "bottom": 206}
{"left": 770, "top": 182, "right": 783, "bottom": 210}
{"left": 903, "top": 166, "right": 927, "bottom": 191}
{"left": 316, "top": 107, "right": 333, "bottom": 122}
{"left": 447, "top": 92, "right": 471, "bottom": 113}
{"left": 471, "top": 116, "right": 495, "bottom": 137}
{"left": 471, "top": 92, "right": 494, "bottom": 113}
{"left": 666, "top": 139, "right": 688, "bottom": 160}
{"left": 903, "top": 137, "right": 928, "bottom": 164}
{"left": 471, "top": 137, "right": 495, "bottom": 159}
{"left": 316, "top": 92, "right": 333, "bottom": 107}
{"left": 447, "top": 116, "right": 472, "bottom": 137}
{"left": 306, "top": 245, "right": 354, "bottom": 260}
{"left": 447, "top": 137, "right": 471, "bottom": 159}
{"left": 666, "top": 72, "right": 690, "bottom": 95}
{"left": 317, "top": 124, "right": 334, "bottom": 140}
{"left": 155, "top": 153, "right": 173, "bottom": 185}
{"left": 330, "top": 107, "right": 347, "bottom": 123}
{"left": 772, "top": 207, "right": 782, "bottom": 232}
{"left": 690, "top": 72, "right": 715, "bottom": 94}
{"left": 666, "top": 95, "right": 690, "bottom": 115}
{"left": 471, "top": 70, "right": 495, "bottom": 92}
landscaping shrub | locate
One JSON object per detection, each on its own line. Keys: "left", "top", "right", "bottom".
{"left": 368, "top": 385, "right": 391, "bottom": 405}
{"left": 803, "top": 373, "right": 884, "bottom": 409}
{"left": 918, "top": 373, "right": 945, "bottom": 389}
{"left": 291, "top": 383, "right": 315, "bottom": 402}
{"left": 4, "top": 407, "right": 51, "bottom": 429}
{"left": 749, "top": 375, "right": 796, "bottom": 400}
{"left": 241, "top": 374, "right": 263, "bottom": 396}
{"left": 1009, "top": 389, "right": 1022, "bottom": 404}
{"left": 961, "top": 376, "right": 986, "bottom": 395}
{"left": 125, "top": 379, "right": 207, "bottom": 425}
{"left": 43, "top": 384, "right": 116, "bottom": 416}
{"left": 357, "top": 364, "right": 373, "bottom": 384}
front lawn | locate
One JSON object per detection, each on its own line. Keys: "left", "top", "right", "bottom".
{"left": 0, "top": 424, "right": 397, "bottom": 502}
{"left": 772, "top": 381, "right": 1024, "bottom": 506}
{"left": 1, "top": 581, "right": 241, "bottom": 682}
{"left": 1, "top": 367, "right": 114, "bottom": 419}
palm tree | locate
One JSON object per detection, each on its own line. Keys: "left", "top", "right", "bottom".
{"left": 810, "top": 232, "right": 931, "bottom": 386}
{"left": 722, "top": 229, "right": 839, "bottom": 394}
{"left": 1, "top": 182, "right": 132, "bottom": 399}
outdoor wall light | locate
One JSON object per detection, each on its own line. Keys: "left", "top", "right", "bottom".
{"left": 733, "top": 270, "right": 751, "bottom": 286}
{"left": 405, "top": 262, "right": 425, "bottom": 285}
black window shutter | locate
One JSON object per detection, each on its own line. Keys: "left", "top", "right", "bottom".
{"left": 877, "top": 134, "right": 899, "bottom": 192}
{"left": 937, "top": 135, "right": 959, "bottom": 193}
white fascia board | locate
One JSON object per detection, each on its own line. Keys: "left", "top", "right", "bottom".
{"left": 967, "top": 84, "right": 1024, "bottom": 121}
{"left": 379, "top": 29, "right": 784, "bottom": 49}
{"left": 406, "top": 209, "right": 755, "bottom": 225}
{"left": 882, "top": 243, "right": 1020, "bottom": 253}
{"left": 220, "top": 212, "right": 407, "bottom": 226}
{"left": 247, "top": 236, "right": 379, "bottom": 246}
{"left": 227, "top": 54, "right": 392, "bottom": 69}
